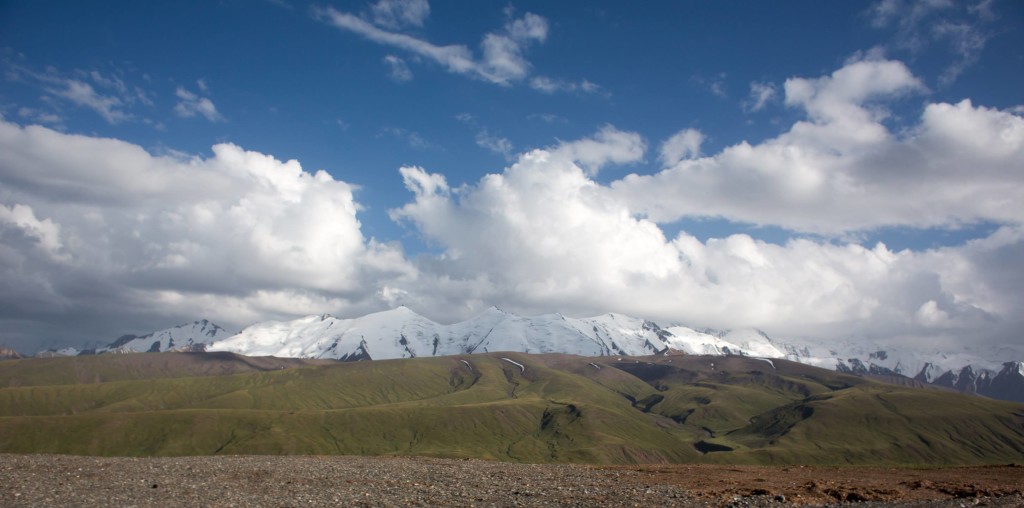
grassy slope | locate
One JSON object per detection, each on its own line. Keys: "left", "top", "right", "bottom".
{"left": 0, "top": 352, "right": 1022, "bottom": 465}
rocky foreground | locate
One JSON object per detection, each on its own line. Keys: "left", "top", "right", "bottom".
{"left": 2, "top": 455, "right": 1023, "bottom": 507}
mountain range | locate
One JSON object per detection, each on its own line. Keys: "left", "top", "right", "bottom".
{"left": 36, "top": 306, "right": 1023, "bottom": 402}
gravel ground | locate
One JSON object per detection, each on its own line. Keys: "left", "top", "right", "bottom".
{"left": 1, "top": 455, "right": 1021, "bottom": 507}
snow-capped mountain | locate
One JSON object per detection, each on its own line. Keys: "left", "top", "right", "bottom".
{"left": 44, "top": 307, "right": 1023, "bottom": 402}
{"left": 37, "top": 320, "right": 231, "bottom": 356}
{"left": 206, "top": 307, "right": 668, "bottom": 360}
{"left": 102, "top": 319, "right": 231, "bottom": 353}
{"left": 208, "top": 306, "right": 1022, "bottom": 402}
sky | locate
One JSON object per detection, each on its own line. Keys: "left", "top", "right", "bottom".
{"left": 0, "top": 0, "right": 1022, "bottom": 355}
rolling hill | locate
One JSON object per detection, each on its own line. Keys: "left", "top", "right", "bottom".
{"left": 1, "top": 352, "right": 1022, "bottom": 465}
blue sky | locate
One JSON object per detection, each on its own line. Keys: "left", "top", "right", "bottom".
{"left": 1, "top": 0, "right": 1022, "bottom": 354}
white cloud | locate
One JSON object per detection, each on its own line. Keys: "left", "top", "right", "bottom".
{"left": 314, "top": 7, "right": 476, "bottom": 77}
{"left": 50, "top": 79, "right": 130, "bottom": 124}
{"left": 932, "top": 20, "right": 989, "bottom": 85}
{"left": 316, "top": 6, "right": 551, "bottom": 87}
{"left": 0, "top": 118, "right": 412, "bottom": 351}
{"left": 612, "top": 57, "right": 1024, "bottom": 234}
{"left": 475, "top": 130, "right": 514, "bottom": 160}
{"left": 174, "top": 85, "right": 224, "bottom": 122}
{"left": 744, "top": 81, "right": 777, "bottom": 112}
{"left": 386, "top": 126, "right": 1022, "bottom": 349}
{"left": 691, "top": 73, "right": 728, "bottom": 99}
{"left": 370, "top": 0, "right": 430, "bottom": 30}
{"left": 457, "top": 113, "right": 514, "bottom": 160}
{"left": 17, "top": 107, "right": 63, "bottom": 126}
{"left": 0, "top": 203, "right": 65, "bottom": 260}
{"left": 380, "top": 126, "right": 436, "bottom": 150}
{"left": 4, "top": 69, "right": 1023, "bottom": 357}
{"left": 528, "top": 113, "right": 567, "bottom": 124}
{"left": 551, "top": 125, "right": 645, "bottom": 175}
{"left": 867, "top": 0, "right": 995, "bottom": 85}
{"left": 4, "top": 58, "right": 154, "bottom": 125}
{"left": 659, "top": 129, "right": 703, "bottom": 166}
{"left": 529, "top": 76, "right": 603, "bottom": 95}
{"left": 383, "top": 55, "right": 413, "bottom": 81}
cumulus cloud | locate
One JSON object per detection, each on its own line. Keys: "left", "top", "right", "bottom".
{"left": 0, "top": 118, "right": 412, "bottom": 352}
{"left": 4, "top": 54, "right": 1022, "bottom": 359}
{"left": 613, "top": 56, "right": 1024, "bottom": 234}
{"left": 386, "top": 125, "right": 1021, "bottom": 350}
{"left": 550, "top": 125, "right": 645, "bottom": 175}
{"left": 379, "top": 57, "right": 1022, "bottom": 350}
{"left": 315, "top": 6, "right": 551, "bottom": 86}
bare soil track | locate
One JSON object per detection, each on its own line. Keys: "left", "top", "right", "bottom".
{"left": 1, "top": 454, "right": 1021, "bottom": 507}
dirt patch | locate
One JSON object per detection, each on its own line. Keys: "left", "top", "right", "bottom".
{"left": 603, "top": 463, "right": 1024, "bottom": 506}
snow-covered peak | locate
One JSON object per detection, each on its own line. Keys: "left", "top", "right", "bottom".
{"left": 721, "top": 328, "right": 786, "bottom": 358}
{"left": 36, "top": 346, "right": 81, "bottom": 357}
{"left": 97, "top": 320, "right": 231, "bottom": 354}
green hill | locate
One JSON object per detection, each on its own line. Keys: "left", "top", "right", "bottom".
{"left": 0, "top": 352, "right": 1021, "bottom": 464}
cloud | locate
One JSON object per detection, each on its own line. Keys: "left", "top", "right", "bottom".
{"left": 315, "top": 6, "right": 552, "bottom": 87}
{"left": 867, "top": 0, "right": 996, "bottom": 85}
{"left": 0, "top": 118, "right": 412, "bottom": 352}
{"left": 528, "top": 113, "right": 567, "bottom": 124}
{"left": 456, "top": 113, "right": 514, "bottom": 159}
{"left": 17, "top": 107, "right": 63, "bottom": 126}
{"left": 659, "top": 129, "right": 703, "bottom": 166}
{"left": 370, "top": 0, "right": 430, "bottom": 30}
{"left": 314, "top": 7, "right": 476, "bottom": 76}
{"left": 387, "top": 125, "right": 1022, "bottom": 350}
{"left": 932, "top": 19, "right": 990, "bottom": 85}
{"left": 475, "top": 130, "right": 514, "bottom": 160}
{"left": 50, "top": 79, "right": 131, "bottom": 124}
{"left": 380, "top": 126, "right": 436, "bottom": 150}
{"left": 612, "top": 57, "right": 1024, "bottom": 234}
{"left": 529, "top": 76, "right": 603, "bottom": 95}
{"left": 4, "top": 59, "right": 1023, "bottom": 358}
{"left": 744, "top": 81, "right": 777, "bottom": 112}
{"left": 3, "top": 57, "right": 153, "bottom": 125}
{"left": 691, "top": 73, "right": 728, "bottom": 98}
{"left": 383, "top": 55, "right": 413, "bottom": 81}
{"left": 174, "top": 84, "right": 224, "bottom": 122}
{"left": 550, "top": 125, "right": 645, "bottom": 175}
{"left": 0, "top": 203, "right": 66, "bottom": 260}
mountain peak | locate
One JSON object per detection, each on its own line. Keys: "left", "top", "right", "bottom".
{"left": 477, "top": 306, "right": 508, "bottom": 317}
